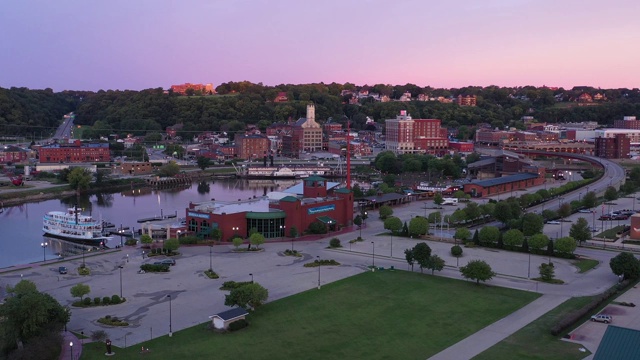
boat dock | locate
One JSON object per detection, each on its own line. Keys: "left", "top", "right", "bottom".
{"left": 137, "top": 210, "right": 178, "bottom": 223}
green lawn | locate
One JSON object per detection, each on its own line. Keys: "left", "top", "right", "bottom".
{"left": 473, "top": 296, "right": 594, "bottom": 360}
{"left": 81, "top": 271, "right": 539, "bottom": 360}
{"left": 595, "top": 225, "right": 624, "bottom": 240}
{"left": 573, "top": 259, "right": 600, "bottom": 273}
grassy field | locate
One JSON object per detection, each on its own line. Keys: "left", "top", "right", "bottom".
{"left": 80, "top": 271, "right": 539, "bottom": 360}
{"left": 473, "top": 296, "right": 594, "bottom": 360}
{"left": 595, "top": 225, "right": 625, "bottom": 240}
{"left": 573, "top": 259, "right": 600, "bottom": 273}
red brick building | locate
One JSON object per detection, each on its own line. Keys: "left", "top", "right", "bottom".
{"left": 475, "top": 130, "right": 514, "bottom": 145}
{"left": 170, "top": 83, "right": 215, "bottom": 95}
{"left": 235, "top": 134, "right": 269, "bottom": 160}
{"left": 413, "top": 119, "right": 449, "bottom": 153}
{"left": 613, "top": 116, "right": 640, "bottom": 130}
{"left": 456, "top": 95, "right": 477, "bottom": 106}
{"left": 39, "top": 141, "right": 110, "bottom": 163}
{"left": 218, "top": 145, "right": 237, "bottom": 159}
{"left": 0, "top": 145, "right": 30, "bottom": 164}
{"left": 185, "top": 176, "right": 353, "bottom": 239}
{"left": 463, "top": 171, "right": 545, "bottom": 197}
{"left": 448, "top": 142, "right": 474, "bottom": 153}
{"left": 595, "top": 135, "right": 631, "bottom": 159}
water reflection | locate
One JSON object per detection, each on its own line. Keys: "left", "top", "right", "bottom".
{"left": 197, "top": 181, "right": 210, "bottom": 194}
{"left": 44, "top": 236, "right": 100, "bottom": 259}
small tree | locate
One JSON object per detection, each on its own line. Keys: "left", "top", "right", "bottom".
{"left": 454, "top": 228, "right": 471, "bottom": 244}
{"left": 558, "top": 203, "right": 572, "bottom": 219}
{"left": 249, "top": 232, "right": 265, "bottom": 249}
{"left": 224, "top": 283, "right": 269, "bottom": 310}
{"left": 478, "top": 226, "right": 500, "bottom": 247}
{"left": 472, "top": 229, "right": 480, "bottom": 246}
{"left": 521, "top": 213, "right": 544, "bottom": 237}
{"left": 289, "top": 226, "right": 298, "bottom": 238}
{"left": 546, "top": 239, "right": 555, "bottom": 257}
{"left": 433, "top": 193, "right": 444, "bottom": 206}
{"left": 604, "top": 186, "right": 619, "bottom": 202}
{"left": 404, "top": 248, "right": 415, "bottom": 271}
{"left": 425, "top": 255, "right": 445, "bottom": 275}
{"left": 91, "top": 330, "right": 109, "bottom": 344}
{"left": 353, "top": 215, "right": 363, "bottom": 228}
{"left": 451, "top": 245, "right": 463, "bottom": 257}
{"left": 196, "top": 156, "right": 211, "bottom": 171}
{"left": 70, "top": 283, "right": 91, "bottom": 301}
{"left": 140, "top": 234, "right": 153, "bottom": 245}
{"left": 610, "top": 252, "right": 640, "bottom": 280}
{"left": 409, "top": 216, "right": 429, "bottom": 237}
{"left": 412, "top": 242, "right": 432, "bottom": 273}
{"left": 460, "top": 260, "right": 495, "bottom": 285}
{"left": 539, "top": 263, "right": 555, "bottom": 282}
{"left": 329, "top": 238, "right": 341, "bottom": 248}
{"left": 503, "top": 229, "right": 525, "bottom": 249}
{"left": 569, "top": 217, "right": 591, "bottom": 245}
{"left": 232, "top": 237, "right": 243, "bottom": 249}
{"left": 379, "top": 205, "right": 393, "bottom": 219}
{"left": 163, "top": 238, "right": 180, "bottom": 254}
{"left": 555, "top": 237, "right": 577, "bottom": 255}
{"left": 384, "top": 216, "right": 403, "bottom": 235}
{"left": 528, "top": 234, "right": 549, "bottom": 252}
{"left": 582, "top": 191, "right": 597, "bottom": 209}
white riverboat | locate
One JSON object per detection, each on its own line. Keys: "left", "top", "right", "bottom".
{"left": 43, "top": 207, "right": 112, "bottom": 245}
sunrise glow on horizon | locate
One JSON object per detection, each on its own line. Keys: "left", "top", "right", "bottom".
{"left": 1, "top": 0, "right": 639, "bottom": 91}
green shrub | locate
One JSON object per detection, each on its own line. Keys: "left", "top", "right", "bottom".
{"left": 204, "top": 269, "right": 219, "bottom": 279}
{"left": 102, "top": 296, "right": 111, "bottom": 305}
{"left": 220, "top": 281, "right": 252, "bottom": 291}
{"left": 228, "top": 319, "right": 248, "bottom": 331}
{"left": 304, "top": 259, "right": 340, "bottom": 267}
{"left": 78, "top": 267, "right": 90, "bottom": 276}
{"left": 97, "top": 316, "right": 129, "bottom": 327}
{"left": 451, "top": 245, "right": 463, "bottom": 257}
{"left": 125, "top": 239, "right": 137, "bottom": 246}
{"left": 93, "top": 297, "right": 101, "bottom": 305}
{"left": 329, "top": 238, "right": 341, "bottom": 248}
{"left": 83, "top": 297, "right": 92, "bottom": 306}
{"left": 111, "top": 295, "right": 121, "bottom": 304}
{"left": 140, "top": 264, "right": 170, "bottom": 272}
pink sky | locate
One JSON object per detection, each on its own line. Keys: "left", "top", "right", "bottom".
{"left": 1, "top": 0, "right": 639, "bottom": 91}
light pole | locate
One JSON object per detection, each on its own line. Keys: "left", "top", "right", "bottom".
{"left": 527, "top": 250, "right": 531, "bottom": 279}
{"left": 167, "top": 294, "right": 172, "bottom": 337}
{"left": 558, "top": 197, "right": 564, "bottom": 238}
{"left": 249, "top": 273, "right": 253, "bottom": 283}
{"left": 69, "top": 342, "right": 73, "bottom": 360}
{"left": 40, "top": 242, "right": 48, "bottom": 262}
{"left": 424, "top": 202, "right": 428, "bottom": 218}
{"left": 390, "top": 232, "right": 393, "bottom": 258}
{"left": 81, "top": 245, "right": 85, "bottom": 268}
{"left": 119, "top": 265, "right": 123, "bottom": 298}
{"left": 209, "top": 244, "right": 213, "bottom": 271}
{"left": 371, "top": 241, "right": 375, "bottom": 267}
{"left": 317, "top": 256, "right": 321, "bottom": 289}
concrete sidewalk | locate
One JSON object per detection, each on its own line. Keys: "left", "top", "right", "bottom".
{"left": 428, "top": 294, "right": 569, "bottom": 360}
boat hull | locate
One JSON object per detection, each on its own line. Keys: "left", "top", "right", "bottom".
{"left": 43, "top": 231, "right": 112, "bottom": 246}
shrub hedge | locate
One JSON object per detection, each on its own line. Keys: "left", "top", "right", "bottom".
{"left": 550, "top": 280, "right": 631, "bottom": 336}
{"left": 228, "top": 319, "right": 248, "bottom": 332}
{"left": 140, "top": 264, "right": 170, "bottom": 272}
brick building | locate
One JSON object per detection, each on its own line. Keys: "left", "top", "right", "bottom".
{"left": 39, "top": 141, "right": 110, "bottom": 163}
{"left": 475, "top": 130, "right": 515, "bottom": 145}
{"left": 385, "top": 111, "right": 449, "bottom": 154}
{"left": 0, "top": 145, "right": 30, "bottom": 164}
{"left": 464, "top": 171, "right": 545, "bottom": 197}
{"left": 449, "top": 142, "right": 474, "bottom": 153}
{"left": 595, "top": 135, "right": 631, "bottom": 159}
{"left": 613, "top": 116, "right": 640, "bottom": 130}
{"left": 281, "top": 104, "right": 322, "bottom": 157}
{"left": 170, "top": 83, "right": 215, "bottom": 95}
{"left": 456, "top": 95, "right": 477, "bottom": 106}
{"left": 235, "top": 134, "right": 269, "bottom": 160}
{"left": 185, "top": 176, "right": 353, "bottom": 239}
{"left": 117, "top": 162, "right": 153, "bottom": 175}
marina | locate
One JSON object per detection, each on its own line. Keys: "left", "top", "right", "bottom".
{"left": 0, "top": 178, "right": 297, "bottom": 269}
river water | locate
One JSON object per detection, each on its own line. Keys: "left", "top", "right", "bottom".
{"left": 0, "top": 178, "right": 300, "bottom": 269}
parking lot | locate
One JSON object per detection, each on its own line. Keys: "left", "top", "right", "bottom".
{"left": 566, "top": 285, "right": 640, "bottom": 353}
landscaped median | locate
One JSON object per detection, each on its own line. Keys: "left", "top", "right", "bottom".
{"left": 79, "top": 270, "right": 539, "bottom": 359}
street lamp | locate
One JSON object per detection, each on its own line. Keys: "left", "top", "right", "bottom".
{"left": 527, "top": 250, "right": 531, "bottom": 279}
{"left": 317, "top": 256, "right": 321, "bottom": 289}
{"left": 371, "top": 241, "right": 375, "bottom": 267}
{"left": 249, "top": 273, "right": 253, "bottom": 283}
{"left": 40, "top": 242, "right": 48, "bottom": 262}
{"left": 167, "top": 294, "right": 172, "bottom": 337}
{"left": 69, "top": 342, "right": 73, "bottom": 360}
{"left": 119, "top": 265, "right": 123, "bottom": 298}
{"left": 390, "top": 231, "right": 393, "bottom": 258}
{"left": 209, "top": 244, "right": 213, "bottom": 271}
{"left": 558, "top": 197, "right": 565, "bottom": 238}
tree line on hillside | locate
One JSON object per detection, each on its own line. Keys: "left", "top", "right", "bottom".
{"left": 3, "top": 83, "right": 640, "bottom": 139}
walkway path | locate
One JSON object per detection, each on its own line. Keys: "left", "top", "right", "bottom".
{"left": 428, "top": 294, "right": 569, "bottom": 360}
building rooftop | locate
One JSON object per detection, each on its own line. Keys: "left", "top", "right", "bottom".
{"left": 594, "top": 325, "right": 640, "bottom": 360}
{"left": 210, "top": 307, "right": 248, "bottom": 321}
{"left": 469, "top": 173, "right": 539, "bottom": 188}
{"left": 283, "top": 181, "right": 341, "bottom": 195}
{"left": 191, "top": 198, "right": 270, "bottom": 215}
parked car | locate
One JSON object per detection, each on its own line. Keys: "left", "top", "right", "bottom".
{"left": 156, "top": 259, "right": 176, "bottom": 266}
{"left": 546, "top": 220, "right": 561, "bottom": 225}
{"left": 578, "top": 209, "right": 595, "bottom": 213}
{"left": 58, "top": 266, "right": 68, "bottom": 274}
{"left": 590, "top": 314, "right": 612, "bottom": 323}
